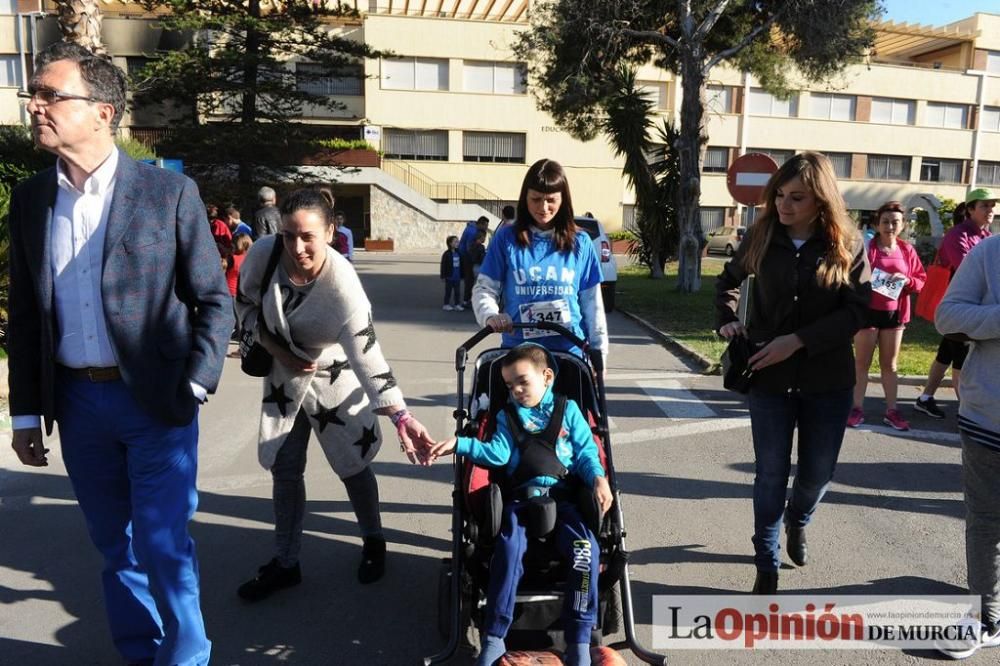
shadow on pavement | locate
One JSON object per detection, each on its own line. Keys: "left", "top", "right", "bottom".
{"left": 0, "top": 468, "right": 452, "bottom": 665}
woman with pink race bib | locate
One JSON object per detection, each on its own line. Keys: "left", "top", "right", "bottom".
{"left": 848, "top": 201, "right": 926, "bottom": 431}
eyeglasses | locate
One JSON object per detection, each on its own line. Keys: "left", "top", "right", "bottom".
{"left": 17, "top": 88, "right": 102, "bottom": 106}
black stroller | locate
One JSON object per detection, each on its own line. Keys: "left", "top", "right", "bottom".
{"left": 424, "top": 323, "right": 665, "bottom": 665}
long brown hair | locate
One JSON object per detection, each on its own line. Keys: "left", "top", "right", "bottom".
{"left": 741, "top": 151, "right": 858, "bottom": 289}
{"left": 514, "top": 159, "right": 577, "bottom": 252}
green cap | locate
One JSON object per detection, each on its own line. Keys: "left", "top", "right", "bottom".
{"left": 965, "top": 188, "right": 996, "bottom": 204}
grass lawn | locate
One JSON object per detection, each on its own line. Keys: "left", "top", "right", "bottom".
{"left": 616, "top": 257, "right": 937, "bottom": 377}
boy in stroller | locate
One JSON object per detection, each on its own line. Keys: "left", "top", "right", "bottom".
{"left": 431, "top": 343, "right": 613, "bottom": 666}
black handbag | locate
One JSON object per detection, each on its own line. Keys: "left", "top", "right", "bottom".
{"left": 239, "top": 239, "right": 284, "bottom": 377}
{"left": 721, "top": 275, "right": 754, "bottom": 394}
{"left": 721, "top": 335, "right": 754, "bottom": 393}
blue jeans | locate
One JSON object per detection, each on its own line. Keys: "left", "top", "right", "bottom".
{"left": 748, "top": 387, "right": 853, "bottom": 572}
{"left": 56, "top": 372, "right": 210, "bottom": 666}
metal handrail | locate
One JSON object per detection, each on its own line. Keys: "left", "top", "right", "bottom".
{"left": 382, "top": 159, "right": 503, "bottom": 210}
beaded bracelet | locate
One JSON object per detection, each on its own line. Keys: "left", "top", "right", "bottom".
{"left": 389, "top": 408, "right": 411, "bottom": 428}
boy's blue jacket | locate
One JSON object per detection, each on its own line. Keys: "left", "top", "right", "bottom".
{"left": 456, "top": 386, "right": 605, "bottom": 489}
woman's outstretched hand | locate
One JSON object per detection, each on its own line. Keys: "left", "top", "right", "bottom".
{"left": 397, "top": 415, "right": 437, "bottom": 466}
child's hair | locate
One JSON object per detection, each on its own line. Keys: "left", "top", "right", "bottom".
{"left": 445, "top": 235, "right": 458, "bottom": 248}
{"left": 475, "top": 231, "right": 487, "bottom": 243}
{"left": 232, "top": 233, "right": 252, "bottom": 255}
{"left": 225, "top": 205, "right": 241, "bottom": 220}
{"left": 500, "top": 344, "right": 551, "bottom": 372}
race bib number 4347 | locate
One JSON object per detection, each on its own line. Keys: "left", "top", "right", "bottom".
{"left": 519, "top": 299, "right": 571, "bottom": 338}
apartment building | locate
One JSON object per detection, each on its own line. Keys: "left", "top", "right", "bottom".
{"left": 1, "top": 1, "right": 999, "bottom": 243}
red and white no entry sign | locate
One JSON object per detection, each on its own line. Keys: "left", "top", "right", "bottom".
{"left": 726, "top": 152, "right": 779, "bottom": 206}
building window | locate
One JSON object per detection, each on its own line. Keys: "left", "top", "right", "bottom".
{"left": 700, "top": 207, "right": 726, "bottom": 233}
{"left": 920, "top": 158, "right": 962, "bottom": 183}
{"left": 296, "top": 63, "right": 364, "bottom": 96}
{"left": 125, "top": 57, "right": 157, "bottom": 82}
{"left": 748, "top": 148, "right": 793, "bottom": 166}
{"left": 463, "top": 61, "right": 526, "bottom": 94}
{"left": 987, "top": 51, "right": 1000, "bottom": 74}
{"left": 382, "top": 57, "right": 448, "bottom": 91}
{"left": 0, "top": 54, "right": 22, "bottom": 88}
{"left": 924, "top": 102, "right": 967, "bottom": 129}
{"left": 871, "top": 97, "right": 915, "bottom": 125}
{"left": 826, "top": 152, "right": 852, "bottom": 178}
{"left": 703, "top": 147, "right": 728, "bottom": 173}
{"left": 808, "top": 93, "right": 855, "bottom": 121}
{"left": 867, "top": 154, "right": 911, "bottom": 181}
{"left": 705, "top": 85, "right": 732, "bottom": 114}
{"left": 462, "top": 131, "right": 526, "bottom": 163}
{"left": 748, "top": 88, "right": 797, "bottom": 117}
{"left": 383, "top": 129, "right": 448, "bottom": 161}
{"left": 637, "top": 80, "right": 668, "bottom": 110}
{"left": 978, "top": 161, "right": 1000, "bottom": 186}
{"left": 622, "top": 205, "right": 639, "bottom": 233}
{"left": 981, "top": 107, "right": 1000, "bottom": 133}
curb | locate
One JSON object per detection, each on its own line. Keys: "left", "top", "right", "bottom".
{"left": 619, "top": 310, "right": 717, "bottom": 374}
{"left": 620, "top": 309, "right": 952, "bottom": 388}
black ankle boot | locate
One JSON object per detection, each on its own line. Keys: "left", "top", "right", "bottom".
{"left": 752, "top": 570, "right": 778, "bottom": 595}
{"left": 786, "top": 526, "right": 808, "bottom": 566}
{"left": 237, "top": 558, "right": 302, "bottom": 602}
{"left": 358, "top": 536, "right": 386, "bottom": 584}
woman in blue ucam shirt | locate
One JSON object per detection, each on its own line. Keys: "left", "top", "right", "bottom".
{"left": 472, "top": 158, "right": 608, "bottom": 359}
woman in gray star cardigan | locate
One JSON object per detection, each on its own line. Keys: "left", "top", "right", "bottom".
{"left": 234, "top": 189, "right": 435, "bottom": 601}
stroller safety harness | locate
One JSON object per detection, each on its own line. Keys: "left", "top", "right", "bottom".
{"left": 505, "top": 394, "right": 569, "bottom": 487}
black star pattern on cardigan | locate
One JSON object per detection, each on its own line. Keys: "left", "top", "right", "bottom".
{"left": 371, "top": 371, "right": 398, "bottom": 394}
{"left": 325, "top": 359, "right": 351, "bottom": 385}
{"left": 353, "top": 425, "right": 378, "bottom": 458}
{"left": 354, "top": 314, "right": 377, "bottom": 354}
{"left": 262, "top": 383, "right": 292, "bottom": 417}
{"left": 312, "top": 401, "right": 346, "bottom": 433}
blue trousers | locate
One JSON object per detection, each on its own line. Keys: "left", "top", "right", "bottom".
{"left": 748, "top": 388, "right": 853, "bottom": 572}
{"left": 55, "top": 373, "right": 210, "bottom": 666}
{"left": 484, "top": 500, "right": 599, "bottom": 645}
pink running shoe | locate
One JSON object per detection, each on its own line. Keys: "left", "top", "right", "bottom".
{"left": 847, "top": 408, "right": 864, "bottom": 428}
{"left": 883, "top": 409, "right": 910, "bottom": 431}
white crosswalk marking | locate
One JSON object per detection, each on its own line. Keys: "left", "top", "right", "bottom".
{"left": 639, "top": 379, "right": 717, "bottom": 419}
{"left": 614, "top": 418, "right": 751, "bottom": 444}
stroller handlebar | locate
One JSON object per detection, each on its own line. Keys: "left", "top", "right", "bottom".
{"left": 457, "top": 322, "right": 589, "bottom": 356}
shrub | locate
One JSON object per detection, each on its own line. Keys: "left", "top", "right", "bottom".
{"left": 316, "top": 138, "right": 378, "bottom": 152}
{"left": 608, "top": 230, "right": 637, "bottom": 242}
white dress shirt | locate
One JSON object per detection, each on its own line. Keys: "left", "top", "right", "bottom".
{"left": 12, "top": 151, "right": 204, "bottom": 431}
{"left": 52, "top": 149, "right": 120, "bottom": 369}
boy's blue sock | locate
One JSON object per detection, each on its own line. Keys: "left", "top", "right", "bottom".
{"left": 476, "top": 635, "right": 506, "bottom": 666}
{"left": 564, "top": 642, "right": 591, "bottom": 666}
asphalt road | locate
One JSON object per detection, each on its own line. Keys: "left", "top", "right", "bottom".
{"left": 0, "top": 252, "right": 980, "bottom": 665}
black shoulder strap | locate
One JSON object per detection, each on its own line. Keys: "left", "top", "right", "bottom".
{"left": 504, "top": 402, "right": 526, "bottom": 445}
{"left": 259, "top": 237, "right": 284, "bottom": 299}
{"left": 541, "top": 395, "right": 567, "bottom": 446}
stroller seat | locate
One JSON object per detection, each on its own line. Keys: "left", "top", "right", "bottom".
{"left": 458, "top": 349, "right": 623, "bottom": 647}
{"left": 426, "top": 323, "right": 665, "bottom": 666}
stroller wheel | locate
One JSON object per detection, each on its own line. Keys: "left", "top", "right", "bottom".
{"left": 436, "top": 558, "right": 481, "bottom": 653}
{"left": 602, "top": 583, "right": 623, "bottom": 636}
{"left": 436, "top": 559, "right": 451, "bottom": 640}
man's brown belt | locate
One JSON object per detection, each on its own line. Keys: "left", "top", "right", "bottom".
{"left": 59, "top": 365, "right": 122, "bottom": 382}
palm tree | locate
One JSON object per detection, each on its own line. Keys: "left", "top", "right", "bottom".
{"left": 55, "top": 0, "right": 106, "bottom": 55}
{"left": 602, "top": 67, "right": 678, "bottom": 279}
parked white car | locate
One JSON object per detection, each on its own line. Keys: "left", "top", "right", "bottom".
{"left": 574, "top": 216, "right": 618, "bottom": 312}
{"left": 705, "top": 225, "right": 746, "bottom": 256}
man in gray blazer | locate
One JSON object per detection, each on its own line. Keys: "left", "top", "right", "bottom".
{"left": 8, "top": 42, "right": 232, "bottom": 666}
